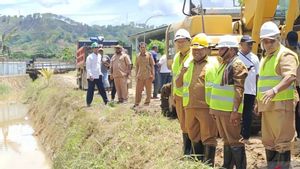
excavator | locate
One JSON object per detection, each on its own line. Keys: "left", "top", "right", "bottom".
{"left": 161, "top": 0, "right": 300, "bottom": 133}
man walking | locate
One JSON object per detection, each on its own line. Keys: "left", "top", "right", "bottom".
{"left": 86, "top": 42, "right": 109, "bottom": 106}
{"left": 237, "top": 35, "right": 260, "bottom": 143}
{"left": 133, "top": 42, "right": 155, "bottom": 108}
{"left": 257, "top": 21, "right": 299, "bottom": 169}
{"left": 210, "top": 35, "right": 248, "bottom": 169}
{"left": 176, "top": 33, "right": 219, "bottom": 166}
{"left": 110, "top": 45, "right": 131, "bottom": 103}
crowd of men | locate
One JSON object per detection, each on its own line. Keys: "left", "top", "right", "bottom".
{"left": 172, "top": 21, "right": 300, "bottom": 169}
{"left": 85, "top": 20, "right": 300, "bottom": 169}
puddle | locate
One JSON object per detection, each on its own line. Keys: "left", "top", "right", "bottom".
{"left": 0, "top": 102, "right": 51, "bottom": 169}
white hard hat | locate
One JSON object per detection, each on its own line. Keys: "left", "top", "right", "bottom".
{"left": 174, "top": 29, "right": 191, "bottom": 41}
{"left": 260, "top": 21, "right": 280, "bottom": 39}
{"left": 216, "top": 35, "right": 239, "bottom": 48}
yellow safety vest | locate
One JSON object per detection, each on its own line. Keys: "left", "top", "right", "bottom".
{"left": 257, "top": 45, "right": 299, "bottom": 101}
{"left": 172, "top": 51, "right": 190, "bottom": 97}
{"left": 182, "top": 57, "right": 219, "bottom": 107}
{"left": 210, "top": 58, "right": 244, "bottom": 113}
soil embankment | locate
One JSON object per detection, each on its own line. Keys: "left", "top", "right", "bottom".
{"left": 6, "top": 73, "right": 300, "bottom": 168}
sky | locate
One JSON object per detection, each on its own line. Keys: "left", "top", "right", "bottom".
{"left": 0, "top": 0, "right": 236, "bottom": 26}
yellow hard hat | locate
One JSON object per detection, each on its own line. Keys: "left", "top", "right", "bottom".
{"left": 191, "top": 33, "right": 209, "bottom": 49}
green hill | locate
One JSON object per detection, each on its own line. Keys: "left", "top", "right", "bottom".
{"left": 0, "top": 13, "right": 148, "bottom": 60}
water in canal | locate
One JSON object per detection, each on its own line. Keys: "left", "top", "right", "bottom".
{"left": 0, "top": 102, "right": 51, "bottom": 169}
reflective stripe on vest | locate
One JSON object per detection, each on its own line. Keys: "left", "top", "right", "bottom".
{"left": 257, "top": 45, "right": 298, "bottom": 101}
{"left": 182, "top": 57, "right": 219, "bottom": 107}
{"left": 172, "top": 51, "right": 190, "bottom": 97}
{"left": 209, "top": 61, "right": 244, "bottom": 113}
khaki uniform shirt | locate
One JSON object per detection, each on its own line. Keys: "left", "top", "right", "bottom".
{"left": 211, "top": 56, "right": 248, "bottom": 114}
{"left": 136, "top": 52, "right": 154, "bottom": 80}
{"left": 258, "top": 51, "right": 299, "bottom": 112}
{"left": 110, "top": 53, "right": 131, "bottom": 78}
{"left": 186, "top": 60, "right": 209, "bottom": 109}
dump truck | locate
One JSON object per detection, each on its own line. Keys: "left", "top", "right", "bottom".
{"left": 162, "top": 0, "right": 300, "bottom": 134}
{"left": 76, "top": 38, "right": 133, "bottom": 90}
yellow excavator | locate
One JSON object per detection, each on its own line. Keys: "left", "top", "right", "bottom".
{"left": 161, "top": 0, "right": 300, "bottom": 132}
{"left": 165, "top": 0, "right": 300, "bottom": 64}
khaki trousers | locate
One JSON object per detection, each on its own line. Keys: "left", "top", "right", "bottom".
{"left": 175, "top": 95, "right": 187, "bottom": 133}
{"left": 114, "top": 77, "right": 128, "bottom": 101}
{"left": 185, "top": 108, "right": 218, "bottom": 146}
{"left": 135, "top": 78, "right": 152, "bottom": 105}
{"left": 262, "top": 110, "right": 296, "bottom": 152}
{"left": 213, "top": 110, "right": 243, "bottom": 146}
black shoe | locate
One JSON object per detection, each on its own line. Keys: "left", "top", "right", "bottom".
{"left": 87, "top": 104, "right": 91, "bottom": 107}
{"left": 231, "top": 146, "right": 247, "bottom": 169}
{"left": 204, "top": 145, "right": 216, "bottom": 167}
{"left": 182, "top": 133, "right": 192, "bottom": 156}
{"left": 131, "top": 104, "right": 138, "bottom": 109}
{"left": 276, "top": 151, "right": 291, "bottom": 169}
{"left": 266, "top": 149, "right": 277, "bottom": 169}
{"left": 191, "top": 141, "right": 204, "bottom": 161}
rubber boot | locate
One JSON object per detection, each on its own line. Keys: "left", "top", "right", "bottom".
{"left": 276, "top": 151, "right": 291, "bottom": 169}
{"left": 182, "top": 133, "right": 192, "bottom": 155}
{"left": 191, "top": 141, "right": 204, "bottom": 161}
{"left": 203, "top": 145, "right": 216, "bottom": 167}
{"left": 231, "top": 146, "right": 247, "bottom": 169}
{"left": 265, "top": 149, "right": 278, "bottom": 169}
{"left": 222, "top": 145, "right": 234, "bottom": 169}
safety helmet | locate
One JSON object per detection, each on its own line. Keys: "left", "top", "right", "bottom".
{"left": 91, "top": 42, "right": 98, "bottom": 48}
{"left": 191, "top": 33, "right": 209, "bottom": 49}
{"left": 216, "top": 35, "right": 239, "bottom": 48}
{"left": 260, "top": 21, "right": 280, "bottom": 39}
{"left": 174, "top": 29, "right": 191, "bottom": 41}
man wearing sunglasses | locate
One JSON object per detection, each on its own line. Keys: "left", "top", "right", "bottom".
{"left": 257, "top": 21, "right": 299, "bottom": 169}
{"left": 237, "top": 35, "right": 260, "bottom": 144}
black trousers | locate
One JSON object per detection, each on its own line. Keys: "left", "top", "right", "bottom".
{"left": 241, "top": 94, "right": 256, "bottom": 139}
{"left": 86, "top": 76, "right": 108, "bottom": 105}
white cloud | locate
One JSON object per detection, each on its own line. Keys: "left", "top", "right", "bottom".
{"left": 34, "top": 0, "right": 68, "bottom": 7}
{"left": 0, "top": 0, "right": 185, "bottom": 26}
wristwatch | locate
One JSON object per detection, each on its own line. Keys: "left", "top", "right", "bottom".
{"left": 272, "top": 87, "right": 278, "bottom": 94}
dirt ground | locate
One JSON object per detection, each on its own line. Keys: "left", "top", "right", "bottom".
{"left": 34, "top": 72, "right": 300, "bottom": 168}
{"left": 125, "top": 78, "right": 300, "bottom": 168}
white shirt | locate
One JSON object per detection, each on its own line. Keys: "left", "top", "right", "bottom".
{"left": 238, "top": 51, "right": 260, "bottom": 95}
{"left": 158, "top": 55, "right": 171, "bottom": 73}
{"left": 86, "top": 52, "right": 102, "bottom": 79}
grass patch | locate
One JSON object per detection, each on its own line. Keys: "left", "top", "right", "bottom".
{"left": 0, "top": 83, "right": 10, "bottom": 96}
{"left": 26, "top": 76, "right": 212, "bottom": 169}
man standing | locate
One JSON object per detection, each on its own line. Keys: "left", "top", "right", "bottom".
{"left": 172, "top": 29, "right": 192, "bottom": 156}
{"left": 257, "top": 21, "right": 299, "bottom": 169}
{"left": 286, "top": 31, "right": 300, "bottom": 139}
{"left": 110, "top": 45, "right": 131, "bottom": 103}
{"left": 151, "top": 45, "right": 160, "bottom": 99}
{"left": 133, "top": 42, "right": 155, "bottom": 108}
{"left": 158, "top": 54, "right": 172, "bottom": 91}
{"left": 210, "top": 35, "right": 248, "bottom": 169}
{"left": 99, "top": 48, "right": 110, "bottom": 90}
{"left": 86, "top": 42, "right": 109, "bottom": 106}
{"left": 176, "top": 33, "right": 218, "bottom": 166}
{"left": 237, "top": 35, "right": 260, "bottom": 143}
